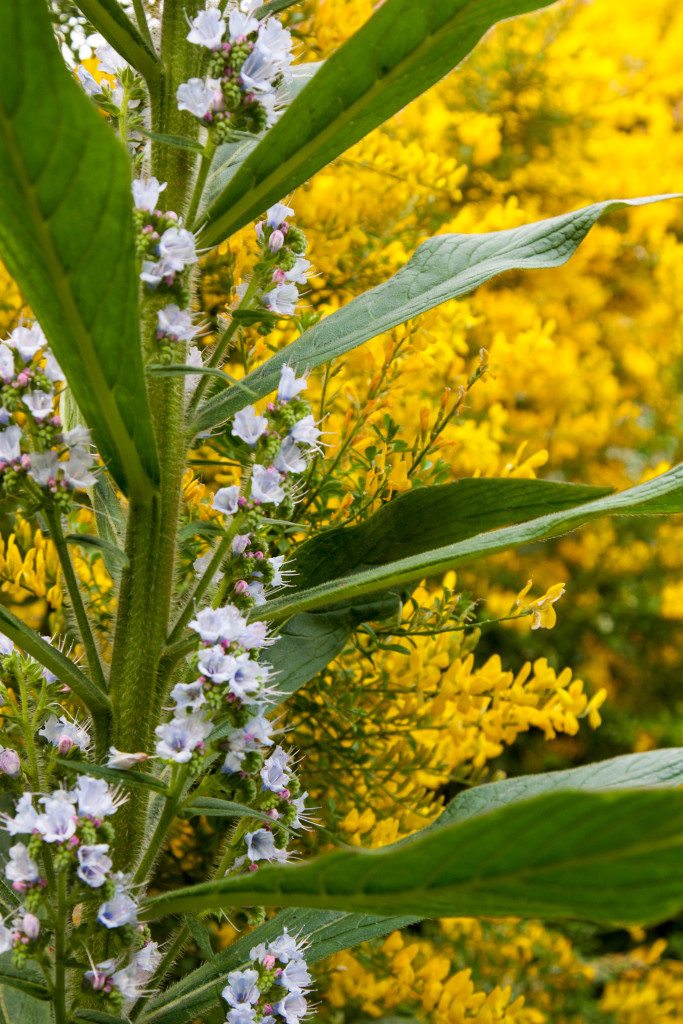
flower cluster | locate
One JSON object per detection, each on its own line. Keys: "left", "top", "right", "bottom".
{"left": 133, "top": 176, "right": 198, "bottom": 298}
{"left": 179, "top": 2, "right": 294, "bottom": 141}
{"left": 0, "top": 321, "right": 96, "bottom": 504}
{"left": 76, "top": 43, "right": 147, "bottom": 147}
{"left": 222, "top": 928, "right": 311, "bottom": 1024}
{"left": 223, "top": 364, "right": 321, "bottom": 520}
{"left": 256, "top": 203, "right": 312, "bottom": 319}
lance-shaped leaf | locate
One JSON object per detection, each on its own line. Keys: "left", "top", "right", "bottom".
{"left": 288, "top": 478, "right": 609, "bottom": 593}
{"left": 196, "top": 0, "right": 560, "bottom": 245}
{"left": 0, "top": 605, "right": 110, "bottom": 717}
{"left": 142, "top": 789, "right": 683, "bottom": 924}
{"left": 258, "top": 462, "right": 683, "bottom": 622}
{"left": 0, "top": 0, "right": 159, "bottom": 499}
{"left": 195, "top": 195, "right": 679, "bottom": 431}
{"left": 128, "top": 751, "right": 683, "bottom": 1024}
{"left": 74, "top": 0, "right": 160, "bottom": 83}
{"left": 267, "top": 596, "right": 401, "bottom": 699}
{"left": 436, "top": 747, "right": 683, "bottom": 827}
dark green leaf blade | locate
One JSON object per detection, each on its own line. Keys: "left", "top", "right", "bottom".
{"left": 259, "top": 461, "right": 683, "bottom": 622}
{"left": 139, "top": 751, "right": 683, "bottom": 1024}
{"left": 142, "top": 790, "right": 683, "bottom": 925}
{"left": 196, "top": 196, "right": 680, "bottom": 431}
{"left": 0, "top": 0, "right": 160, "bottom": 499}
{"left": 55, "top": 758, "right": 167, "bottom": 794}
{"left": 288, "top": 478, "right": 609, "bottom": 593}
{"left": 268, "top": 597, "right": 400, "bottom": 698}
{"left": 438, "top": 748, "right": 683, "bottom": 827}
{"left": 196, "top": 0, "right": 561, "bottom": 245}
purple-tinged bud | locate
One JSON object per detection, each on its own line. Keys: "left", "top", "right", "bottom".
{"left": 254, "top": 550, "right": 264, "bottom": 560}
{"left": 57, "top": 736, "right": 74, "bottom": 755}
{"left": 238, "top": 495, "right": 248, "bottom": 507}
{"left": 280, "top": 788, "right": 291, "bottom": 800}
{"left": 12, "top": 881, "right": 26, "bottom": 894}
{"left": 22, "top": 913, "right": 40, "bottom": 939}
{"left": 68, "top": 835, "right": 80, "bottom": 848}
{"left": 269, "top": 230, "right": 285, "bottom": 253}
{"left": 263, "top": 955, "right": 276, "bottom": 969}
{"left": 264, "top": 1005, "right": 273, "bottom": 1015}
{"left": 272, "top": 268, "right": 287, "bottom": 285}
{"left": 268, "top": 808, "right": 279, "bottom": 819}
{"left": 255, "top": 221, "right": 265, "bottom": 239}
{"left": 0, "top": 748, "right": 20, "bottom": 778}
{"left": 248, "top": 862, "right": 259, "bottom": 873}
{"left": 234, "top": 580, "right": 249, "bottom": 595}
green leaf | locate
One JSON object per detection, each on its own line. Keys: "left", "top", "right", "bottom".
{"left": 195, "top": 196, "right": 680, "bottom": 431}
{"left": 267, "top": 597, "right": 401, "bottom": 698}
{"left": 0, "top": 956, "right": 49, "bottom": 1002}
{"left": 56, "top": 758, "right": 168, "bottom": 794}
{"left": 74, "top": 0, "right": 160, "bottom": 83}
{"left": 437, "top": 748, "right": 683, "bottom": 827}
{"left": 288, "top": 478, "right": 609, "bottom": 593}
{"left": 142, "top": 790, "right": 683, "bottom": 925}
{"left": 184, "top": 916, "right": 214, "bottom": 961}
{"left": 74, "top": 1012, "right": 127, "bottom": 1024}
{"left": 0, "top": 0, "right": 160, "bottom": 499}
{"left": 258, "top": 461, "right": 683, "bottom": 622}
{"left": 65, "top": 533, "right": 129, "bottom": 571}
{"left": 196, "top": 0, "right": 560, "bottom": 245}
{"left": 180, "top": 796, "right": 284, "bottom": 829}
{"left": 138, "top": 751, "right": 683, "bottom": 1024}
{"left": 254, "top": 0, "right": 303, "bottom": 17}
{"left": 92, "top": 472, "right": 127, "bottom": 580}
{"left": 138, "top": 130, "right": 204, "bottom": 152}
{"left": 137, "top": 909, "right": 415, "bottom": 1024}
{"left": 0, "top": 606, "right": 110, "bottom": 717}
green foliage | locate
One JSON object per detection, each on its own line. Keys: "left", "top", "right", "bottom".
{"left": 143, "top": 789, "right": 683, "bottom": 924}
{"left": 261, "top": 460, "right": 683, "bottom": 620}
{"left": 0, "top": 0, "right": 159, "bottom": 499}
{"left": 195, "top": 196, "right": 679, "bottom": 431}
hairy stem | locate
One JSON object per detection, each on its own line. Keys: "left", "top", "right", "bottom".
{"left": 45, "top": 507, "right": 108, "bottom": 695}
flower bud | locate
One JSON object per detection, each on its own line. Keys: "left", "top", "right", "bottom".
{"left": 0, "top": 747, "right": 20, "bottom": 778}
{"left": 269, "top": 229, "right": 285, "bottom": 253}
{"left": 22, "top": 913, "right": 40, "bottom": 939}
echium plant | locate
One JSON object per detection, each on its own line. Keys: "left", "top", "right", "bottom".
{"left": 0, "top": 1, "right": 683, "bottom": 1022}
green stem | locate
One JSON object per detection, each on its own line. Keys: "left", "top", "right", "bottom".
{"left": 133, "top": 767, "right": 188, "bottom": 885}
{"left": 185, "top": 138, "right": 216, "bottom": 229}
{"left": 129, "top": 922, "right": 190, "bottom": 1021}
{"left": 46, "top": 507, "right": 108, "bottom": 696}
{"left": 17, "top": 666, "right": 41, "bottom": 790}
{"left": 53, "top": 871, "right": 68, "bottom": 1024}
{"left": 167, "top": 519, "right": 241, "bottom": 646}
{"left": 132, "top": 0, "right": 155, "bottom": 48}
{"left": 189, "top": 277, "right": 260, "bottom": 414}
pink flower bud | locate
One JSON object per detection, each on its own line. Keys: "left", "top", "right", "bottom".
{"left": 254, "top": 550, "right": 264, "bottom": 560}
{"left": 280, "top": 788, "right": 291, "bottom": 800}
{"left": 17, "top": 372, "right": 29, "bottom": 386}
{"left": 234, "top": 579, "right": 249, "bottom": 595}
{"left": 22, "top": 913, "right": 40, "bottom": 939}
{"left": 272, "top": 268, "right": 287, "bottom": 285}
{"left": 57, "top": 736, "right": 74, "bottom": 755}
{"left": 248, "top": 862, "right": 259, "bottom": 873}
{"left": 263, "top": 955, "right": 276, "bottom": 968}
{"left": 0, "top": 748, "right": 20, "bottom": 778}
{"left": 268, "top": 808, "right": 279, "bottom": 819}
{"left": 237, "top": 495, "right": 248, "bottom": 507}
{"left": 269, "top": 230, "right": 285, "bottom": 253}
